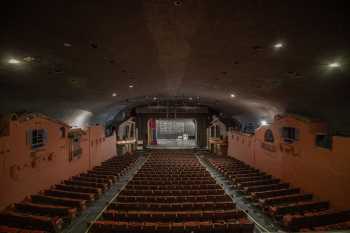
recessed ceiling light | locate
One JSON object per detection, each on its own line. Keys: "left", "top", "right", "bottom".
{"left": 230, "top": 93, "right": 236, "bottom": 98}
{"left": 274, "top": 42, "right": 284, "bottom": 49}
{"left": 174, "top": 0, "right": 182, "bottom": 6}
{"left": 112, "top": 93, "right": 117, "bottom": 97}
{"left": 260, "top": 120, "right": 268, "bottom": 126}
{"left": 8, "top": 58, "right": 21, "bottom": 64}
{"left": 129, "top": 84, "right": 134, "bottom": 88}
{"left": 328, "top": 62, "right": 341, "bottom": 68}
{"left": 23, "top": 56, "right": 35, "bottom": 62}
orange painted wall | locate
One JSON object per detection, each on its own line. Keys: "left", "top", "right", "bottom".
{"left": 0, "top": 117, "right": 116, "bottom": 210}
{"left": 88, "top": 125, "right": 117, "bottom": 166}
{"left": 228, "top": 115, "right": 350, "bottom": 210}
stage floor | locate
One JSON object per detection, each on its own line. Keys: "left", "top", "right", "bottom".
{"left": 146, "top": 139, "right": 197, "bottom": 149}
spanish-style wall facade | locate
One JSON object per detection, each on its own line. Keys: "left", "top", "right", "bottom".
{"left": 228, "top": 115, "right": 350, "bottom": 210}
{"left": 0, "top": 114, "right": 116, "bottom": 210}
{"left": 208, "top": 117, "right": 228, "bottom": 156}
{"left": 117, "top": 117, "right": 137, "bottom": 155}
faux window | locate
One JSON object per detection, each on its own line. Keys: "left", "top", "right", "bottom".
{"left": 69, "top": 135, "right": 82, "bottom": 161}
{"left": 215, "top": 125, "right": 220, "bottom": 138}
{"left": 315, "top": 134, "right": 332, "bottom": 150}
{"left": 60, "top": 127, "right": 66, "bottom": 138}
{"left": 281, "top": 127, "right": 300, "bottom": 143}
{"left": 264, "top": 129, "right": 274, "bottom": 143}
{"left": 27, "top": 129, "right": 47, "bottom": 149}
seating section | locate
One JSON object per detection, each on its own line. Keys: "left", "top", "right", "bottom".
{"left": 90, "top": 151, "right": 254, "bottom": 233}
{"left": 205, "top": 156, "right": 350, "bottom": 232}
{"left": 0, "top": 155, "right": 139, "bottom": 233}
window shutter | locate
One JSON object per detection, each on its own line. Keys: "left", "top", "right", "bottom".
{"left": 26, "top": 129, "right": 32, "bottom": 145}
{"left": 295, "top": 128, "right": 300, "bottom": 140}
{"left": 43, "top": 129, "right": 48, "bottom": 144}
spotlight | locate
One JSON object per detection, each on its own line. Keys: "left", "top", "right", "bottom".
{"left": 260, "top": 120, "right": 268, "bottom": 126}
{"left": 328, "top": 62, "right": 341, "bottom": 68}
{"left": 274, "top": 42, "right": 284, "bottom": 49}
{"left": 8, "top": 58, "right": 21, "bottom": 64}
{"left": 230, "top": 94, "right": 236, "bottom": 98}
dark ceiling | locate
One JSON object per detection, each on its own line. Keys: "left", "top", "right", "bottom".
{"left": 1, "top": 0, "right": 349, "bottom": 131}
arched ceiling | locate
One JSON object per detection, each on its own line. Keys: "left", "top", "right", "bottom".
{"left": 1, "top": 1, "right": 349, "bottom": 131}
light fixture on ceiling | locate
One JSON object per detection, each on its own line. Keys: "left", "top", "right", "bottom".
{"left": 112, "top": 93, "right": 117, "bottom": 97}
{"left": 8, "top": 58, "right": 21, "bottom": 64}
{"left": 328, "top": 62, "right": 341, "bottom": 69}
{"left": 230, "top": 93, "right": 236, "bottom": 98}
{"left": 23, "top": 56, "right": 35, "bottom": 62}
{"left": 174, "top": 0, "right": 182, "bottom": 6}
{"left": 260, "top": 120, "right": 268, "bottom": 126}
{"left": 129, "top": 84, "right": 134, "bottom": 88}
{"left": 274, "top": 42, "right": 284, "bottom": 49}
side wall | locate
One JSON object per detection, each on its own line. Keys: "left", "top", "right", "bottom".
{"left": 228, "top": 116, "right": 350, "bottom": 210}
{"left": 0, "top": 120, "right": 116, "bottom": 210}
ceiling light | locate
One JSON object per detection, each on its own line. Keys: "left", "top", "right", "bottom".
{"left": 260, "top": 120, "right": 268, "bottom": 126}
{"left": 230, "top": 94, "right": 236, "bottom": 98}
{"left": 112, "top": 93, "right": 117, "bottom": 97}
{"left": 328, "top": 62, "right": 341, "bottom": 68}
{"left": 153, "top": 97, "right": 157, "bottom": 101}
{"left": 129, "top": 84, "right": 134, "bottom": 88}
{"left": 23, "top": 56, "right": 35, "bottom": 62}
{"left": 8, "top": 58, "right": 21, "bottom": 64}
{"left": 274, "top": 42, "right": 284, "bottom": 49}
{"left": 174, "top": 0, "right": 182, "bottom": 6}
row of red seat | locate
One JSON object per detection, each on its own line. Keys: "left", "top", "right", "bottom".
{"left": 132, "top": 177, "right": 214, "bottom": 181}
{"left": 91, "top": 218, "right": 253, "bottom": 233}
{"left": 133, "top": 174, "right": 213, "bottom": 179}
{"left": 90, "top": 151, "right": 254, "bottom": 233}
{"left": 119, "top": 188, "right": 225, "bottom": 196}
{"left": 102, "top": 209, "right": 246, "bottom": 222}
{"left": 206, "top": 156, "right": 350, "bottom": 232}
{"left": 115, "top": 194, "right": 232, "bottom": 203}
{"left": 110, "top": 201, "right": 236, "bottom": 211}
{"left": 125, "top": 184, "right": 220, "bottom": 190}
{"left": 0, "top": 154, "right": 139, "bottom": 233}
{"left": 0, "top": 225, "right": 45, "bottom": 233}
{"left": 128, "top": 179, "right": 215, "bottom": 185}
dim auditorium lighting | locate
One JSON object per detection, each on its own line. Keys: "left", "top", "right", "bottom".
{"left": 8, "top": 58, "right": 21, "bottom": 64}
{"left": 274, "top": 42, "right": 284, "bottom": 49}
{"left": 260, "top": 120, "right": 268, "bottom": 126}
{"left": 112, "top": 93, "right": 117, "bottom": 97}
{"left": 328, "top": 62, "right": 341, "bottom": 68}
{"left": 230, "top": 93, "right": 236, "bottom": 98}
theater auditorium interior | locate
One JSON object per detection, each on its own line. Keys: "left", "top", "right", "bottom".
{"left": 0, "top": 1, "right": 350, "bottom": 233}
